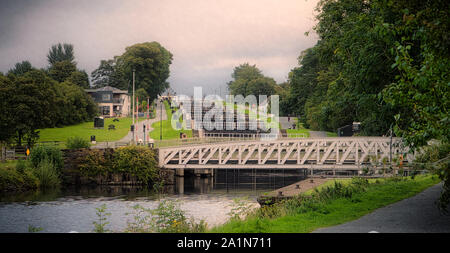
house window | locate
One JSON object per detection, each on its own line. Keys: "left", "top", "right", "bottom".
{"left": 102, "top": 94, "right": 111, "bottom": 101}
{"left": 101, "top": 106, "right": 110, "bottom": 115}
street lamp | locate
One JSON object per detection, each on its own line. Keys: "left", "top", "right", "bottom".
{"left": 160, "top": 98, "right": 163, "bottom": 140}
{"left": 132, "top": 69, "right": 135, "bottom": 144}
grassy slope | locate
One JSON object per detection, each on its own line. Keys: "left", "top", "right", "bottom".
{"left": 38, "top": 117, "right": 146, "bottom": 148}
{"left": 150, "top": 101, "right": 192, "bottom": 140}
{"left": 210, "top": 175, "right": 441, "bottom": 233}
{"left": 0, "top": 160, "right": 18, "bottom": 170}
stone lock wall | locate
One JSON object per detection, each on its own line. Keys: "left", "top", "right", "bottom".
{"left": 61, "top": 148, "right": 173, "bottom": 186}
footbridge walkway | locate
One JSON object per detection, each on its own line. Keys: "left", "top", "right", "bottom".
{"left": 158, "top": 137, "right": 414, "bottom": 171}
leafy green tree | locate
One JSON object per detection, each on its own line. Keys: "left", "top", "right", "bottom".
{"left": 47, "top": 43, "right": 75, "bottom": 65}
{"left": 91, "top": 59, "right": 128, "bottom": 90}
{"left": 0, "top": 74, "right": 17, "bottom": 143}
{"left": 48, "top": 60, "right": 77, "bottom": 83}
{"left": 379, "top": 0, "right": 449, "bottom": 148}
{"left": 116, "top": 42, "right": 173, "bottom": 100}
{"left": 9, "top": 70, "right": 57, "bottom": 146}
{"left": 136, "top": 87, "right": 149, "bottom": 108}
{"left": 227, "top": 63, "right": 264, "bottom": 97}
{"left": 66, "top": 70, "right": 90, "bottom": 88}
{"left": 8, "top": 61, "right": 34, "bottom": 76}
{"left": 246, "top": 76, "right": 276, "bottom": 102}
{"left": 285, "top": 48, "right": 320, "bottom": 125}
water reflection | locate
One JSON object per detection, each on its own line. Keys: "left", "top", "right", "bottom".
{"left": 0, "top": 169, "right": 306, "bottom": 203}
{"left": 0, "top": 169, "right": 306, "bottom": 232}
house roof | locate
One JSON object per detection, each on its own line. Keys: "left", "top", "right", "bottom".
{"left": 85, "top": 86, "right": 128, "bottom": 94}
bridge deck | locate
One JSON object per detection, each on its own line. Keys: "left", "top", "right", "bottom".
{"left": 158, "top": 137, "right": 413, "bottom": 170}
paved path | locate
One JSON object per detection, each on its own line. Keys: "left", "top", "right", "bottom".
{"left": 93, "top": 100, "right": 166, "bottom": 148}
{"left": 279, "top": 117, "right": 296, "bottom": 129}
{"left": 309, "top": 131, "right": 327, "bottom": 137}
{"left": 314, "top": 183, "right": 450, "bottom": 233}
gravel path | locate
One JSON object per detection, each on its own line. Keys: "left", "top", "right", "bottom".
{"left": 313, "top": 183, "right": 450, "bottom": 233}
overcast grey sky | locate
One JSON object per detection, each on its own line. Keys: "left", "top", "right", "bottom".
{"left": 0, "top": 0, "right": 319, "bottom": 95}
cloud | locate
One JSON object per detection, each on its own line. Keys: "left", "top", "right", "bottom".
{"left": 0, "top": 0, "right": 319, "bottom": 95}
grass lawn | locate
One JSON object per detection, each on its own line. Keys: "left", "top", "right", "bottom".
{"left": 286, "top": 128, "right": 310, "bottom": 137}
{"left": 210, "top": 175, "right": 441, "bottom": 233}
{"left": 150, "top": 101, "right": 192, "bottom": 140}
{"left": 326, "top": 132, "right": 338, "bottom": 137}
{"left": 38, "top": 117, "right": 140, "bottom": 147}
{"left": 0, "top": 160, "right": 18, "bottom": 170}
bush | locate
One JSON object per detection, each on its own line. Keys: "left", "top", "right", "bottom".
{"left": 112, "top": 146, "right": 159, "bottom": 184}
{"left": 125, "top": 200, "right": 207, "bottom": 233}
{"left": 34, "top": 159, "right": 60, "bottom": 188}
{"left": 0, "top": 162, "right": 39, "bottom": 192}
{"left": 78, "top": 149, "right": 112, "bottom": 177}
{"left": 414, "top": 142, "right": 450, "bottom": 212}
{"left": 66, "top": 136, "right": 91, "bottom": 149}
{"left": 30, "top": 145, "right": 63, "bottom": 172}
{"left": 77, "top": 146, "right": 160, "bottom": 185}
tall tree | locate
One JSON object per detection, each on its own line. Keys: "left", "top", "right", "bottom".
{"left": 47, "top": 43, "right": 75, "bottom": 66}
{"left": 227, "top": 63, "right": 264, "bottom": 97}
{"left": 8, "top": 61, "right": 34, "bottom": 76}
{"left": 116, "top": 42, "right": 173, "bottom": 101}
{"left": 91, "top": 58, "right": 128, "bottom": 90}
{"left": 66, "top": 70, "right": 90, "bottom": 89}
{"left": 48, "top": 60, "right": 77, "bottom": 83}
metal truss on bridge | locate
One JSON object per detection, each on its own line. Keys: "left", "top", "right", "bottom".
{"left": 158, "top": 137, "right": 414, "bottom": 170}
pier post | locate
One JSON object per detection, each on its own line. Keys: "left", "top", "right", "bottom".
{"left": 176, "top": 168, "right": 184, "bottom": 177}
{"left": 176, "top": 177, "right": 184, "bottom": 194}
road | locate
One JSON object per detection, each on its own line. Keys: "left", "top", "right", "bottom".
{"left": 93, "top": 100, "right": 166, "bottom": 148}
{"left": 313, "top": 183, "right": 450, "bottom": 233}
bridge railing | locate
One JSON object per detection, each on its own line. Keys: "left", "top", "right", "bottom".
{"left": 154, "top": 132, "right": 310, "bottom": 148}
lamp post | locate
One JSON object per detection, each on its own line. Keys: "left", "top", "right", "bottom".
{"left": 132, "top": 69, "right": 135, "bottom": 144}
{"left": 160, "top": 98, "right": 163, "bottom": 140}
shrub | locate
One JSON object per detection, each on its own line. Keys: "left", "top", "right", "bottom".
{"left": 30, "top": 145, "right": 63, "bottom": 172}
{"left": 112, "top": 146, "right": 159, "bottom": 184}
{"left": 78, "top": 149, "right": 112, "bottom": 177}
{"left": 93, "top": 204, "right": 111, "bottom": 233}
{"left": 15, "top": 159, "right": 27, "bottom": 174}
{"left": 0, "top": 163, "right": 39, "bottom": 192}
{"left": 34, "top": 159, "right": 60, "bottom": 188}
{"left": 125, "top": 200, "right": 207, "bottom": 233}
{"left": 66, "top": 136, "right": 91, "bottom": 149}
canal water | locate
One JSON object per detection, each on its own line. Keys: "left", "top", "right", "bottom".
{"left": 0, "top": 169, "right": 305, "bottom": 233}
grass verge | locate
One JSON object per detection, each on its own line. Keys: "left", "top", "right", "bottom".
{"left": 150, "top": 101, "right": 192, "bottom": 140}
{"left": 209, "top": 175, "right": 441, "bottom": 233}
{"left": 38, "top": 117, "right": 140, "bottom": 147}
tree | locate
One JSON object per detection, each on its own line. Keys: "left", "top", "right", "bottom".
{"left": 116, "top": 42, "right": 173, "bottom": 101}
{"left": 285, "top": 48, "right": 320, "bottom": 124}
{"left": 66, "top": 70, "right": 90, "bottom": 89}
{"left": 91, "top": 59, "right": 128, "bottom": 90}
{"left": 48, "top": 60, "right": 77, "bottom": 83}
{"left": 47, "top": 43, "right": 75, "bottom": 66}
{"left": 0, "top": 74, "right": 16, "bottom": 143}
{"left": 379, "top": 0, "right": 450, "bottom": 148}
{"left": 8, "top": 61, "right": 34, "bottom": 76}
{"left": 136, "top": 88, "right": 149, "bottom": 103}
{"left": 246, "top": 76, "right": 276, "bottom": 101}
{"left": 283, "top": 0, "right": 400, "bottom": 134}
{"left": 9, "top": 70, "right": 58, "bottom": 146}
{"left": 227, "top": 63, "right": 264, "bottom": 97}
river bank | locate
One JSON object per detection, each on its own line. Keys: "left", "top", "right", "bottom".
{"left": 210, "top": 174, "right": 442, "bottom": 233}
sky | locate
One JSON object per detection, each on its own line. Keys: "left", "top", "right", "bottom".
{"left": 0, "top": 0, "right": 319, "bottom": 96}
